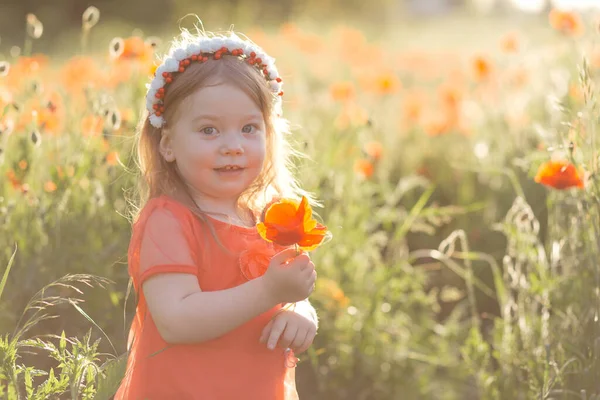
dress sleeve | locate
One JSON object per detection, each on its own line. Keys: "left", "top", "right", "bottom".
{"left": 128, "top": 198, "right": 200, "bottom": 291}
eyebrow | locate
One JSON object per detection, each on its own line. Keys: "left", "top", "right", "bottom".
{"left": 191, "top": 114, "right": 263, "bottom": 123}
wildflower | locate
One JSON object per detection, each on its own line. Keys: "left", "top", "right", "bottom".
{"left": 60, "top": 56, "right": 106, "bottom": 95}
{"left": 317, "top": 278, "right": 350, "bottom": 310}
{"left": 257, "top": 196, "right": 329, "bottom": 251}
{"left": 335, "top": 102, "right": 370, "bottom": 130}
{"left": 354, "top": 159, "right": 374, "bottom": 179}
{"left": 534, "top": 160, "right": 584, "bottom": 189}
{"left": 26, "top": 14, "right": 43, "bottom": 39}
{"left": 44, "top": 181, "right": 57, "bottom": 192}
{"left": 363, "top": 141, "right": 383, "bottom": 161}
{"left": 110, "top": 36, "right": 153, "bottom": 62}
{"left": 6, "top": 169, "right": 21, "bottom": 189}
{"left": 0, "top": 62, "right": 9, "bottom": 77}
{"left": 18, "top": 160, "right": 27, "bottom": 170}
{"left": 402, "top": 92, "right": 425, "bottom": 126}
{"left": 106, "top": 151, "right": 118, "bottom": 166}
{"left": 82, "top": 6, "right": 100, "bottom": 30}
{"left": 500, "top": 32, "right": 519, "bottom": 53}
{"left": 330, "top": 82, "right": 355, "bottom": 102}
{"left": 373, "top": 72, "right": 401, "bottom": 95}
{"left": 549, "top": 9, "right": 584, "bottom": 36}
{"left": 472, "top": 56, "right": 493, "bottom": 81}
{"left": 81, "top": 115, "right": 104, "bottom": 137}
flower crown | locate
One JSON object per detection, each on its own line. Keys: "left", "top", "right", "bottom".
{"left": 146, "top": 32, "right": 283, "bottom": 128}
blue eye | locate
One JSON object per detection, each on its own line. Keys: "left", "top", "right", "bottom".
{"left": 201, "top": 127, "right": 216, "bottom": 135}
{"left": 242, "top": 124, "right": 257, "bottom": 134}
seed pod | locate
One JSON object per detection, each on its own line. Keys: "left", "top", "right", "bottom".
{"left": 109, "top": 37, "right": 124, "bottom": 59}
{"left": 0, "top": 62, "right": 9, "bottom": 77}
{"left": 104, "top": 109, "right": 121, "bottom": 131}
{"left": 82, "top": 6, "right": 100, "bottom": 30}
{"left": 26, "top": 14, "right": 43, "bottom": 39}
{"left": 145, "top": 36, "right": 161, "bottom": 49}
{"left": 31, "top": 130, "right": 41, "bottom": 146}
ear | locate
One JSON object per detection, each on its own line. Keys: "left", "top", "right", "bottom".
{"left": 159, "top": 132, "right": 176, "bottom": 163}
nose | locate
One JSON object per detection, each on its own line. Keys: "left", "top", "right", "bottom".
{"left": 220, "top": 142, "right": 244, "bottom": 156}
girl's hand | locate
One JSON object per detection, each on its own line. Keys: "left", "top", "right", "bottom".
{"left": 259, "top": 306, "right": 317, "bottom": 353}
{"left": 261, "top": 249, "right": 316, "bottom": 305}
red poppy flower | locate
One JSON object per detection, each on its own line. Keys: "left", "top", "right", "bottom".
{"left": 534, "top": 160, "right": 584, "bottom": 190}
{"left": 257, "top": 196, "right": 328, "bottom": 251}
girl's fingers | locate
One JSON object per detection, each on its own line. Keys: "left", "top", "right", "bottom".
{"left": 290, "top": 328, "right": 309, "bottom": 352}
{"left": 294, "top": 329, "right": 316, "bottom": 354}
{"left": 259, "top": 319, "right": 274, "bottom": 344}
{"left": 266, "top": 317, "right": 288, "bottom": 350}
{"left": 278, "top": 324, "right": 299, "bottom": 350}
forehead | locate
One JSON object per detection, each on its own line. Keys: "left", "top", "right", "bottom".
{"left": 179, "top": 80, "right": 263, "bottom": 119}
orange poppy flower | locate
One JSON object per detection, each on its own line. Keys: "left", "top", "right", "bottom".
{"left": 6, "top": 169, "right": 21, "bottom": 189}
{"left": 373, "top": 72, "right": 401, "bottom": 95}
{"left": 354, "top": 159, "right": 374, "bottom": 179}
{"left": 111, "top": 36, "right": 154, "bottom": 61}
{"left": 363, "top": 141, "right": 383, "bottom": 161}
{"left": 549, "top": 9, "right": 584, "bottom": 36}
{"left": 106, "top": 151, "right": 119, "bottom": 166}
{"left": 500, "top": 32, "right": 519, "bottom": 53}
{"left": 44, "top": 181, "right": 57, "bottom": 192}
{"left": 81, "top": 115, "right": 104, "bottom": 137}
{"left": 402, "top": 92, "right": 426, "bottom": 126}
{"left": 330, "top": 82, "right": 355, "bottom": 102}
{"left": 257, "top": 196, "right": 328, "bottom": 251}
{"left": 472, "top": 56, "right": 493, "bottom": 82}
{"left": 534, "top": 160, "right": 584, "bottom": 190}
{"left": 60, "top": 56, "right": 106, "bottom": 96}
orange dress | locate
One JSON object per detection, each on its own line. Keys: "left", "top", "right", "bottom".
{"left": 114, "top": 195, "right": 299, "bottom": 400}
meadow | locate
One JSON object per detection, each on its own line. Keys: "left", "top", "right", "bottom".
{"left": 1, "top": 5, "right": 600, "bottom": 399}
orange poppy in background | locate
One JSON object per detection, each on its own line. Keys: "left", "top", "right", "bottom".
{"left": 4, "top": 55, "right": 49, "bottom": 89}
{"left": 60, "top": 56, "right": 106, "bottom": 96}
{"left": 402, "top": 91, "right": 426, "bottom": 126}
{"left": 109, "top": 36, "right": 155, "bottom": 83}
{"left": 257, "top": 196, "right": 329, "bottom": 251}
{"left": 106, "top": 151, "right": 119, "bottom": 166}
{"left": 6, "top": 169, "right": 21, "bottom": 189}
{"left": 44, "top": 181, "right": 57, "bottom": 192}
{"left": 372, "top": 72, "right": 401, "bottom": 95}
{"left": 534, "top": 160, "right": 584, "bottom": 189}
{"left": 549, "top": 9, "right": 584, "bottom": 36}
{"left": 500, "top": 32, "right": 519, "bottom": 53}
{"left": 363, "top": 141, "right": 383, "bottom": 161}
{"left": 0, "top": 86, "right": 13, "bottom": 111}
{"left": 472, "top": 56, "right": 493, "bottom": 81}
{"left": 108, "top": 36, "right": 154, "bottom": 63}
{"left": 81, "top": 115, "right": 104, "bottom": 137}
{"left": 354, "top": 158, "right": 375, "bottom": 179}
{"left": 330, "top": 82, "right": 355, "bottom": 102}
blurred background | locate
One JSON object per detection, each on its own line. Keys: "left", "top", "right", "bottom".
{"left": 0, "top": 0, "right": 594, "bottom": 55}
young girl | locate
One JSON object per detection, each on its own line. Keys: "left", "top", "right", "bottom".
{"left": 114, "top": 27, "right": 319, "bottom": 400}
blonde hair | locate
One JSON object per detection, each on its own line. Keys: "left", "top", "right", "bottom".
{"left": 130, "top": 28, "right": 312, "bottom": 225}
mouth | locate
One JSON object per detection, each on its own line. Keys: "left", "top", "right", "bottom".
{"left": 214, "top": 165, "right": 245, "bottom": 172}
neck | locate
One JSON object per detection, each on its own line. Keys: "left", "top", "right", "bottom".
{"left": 183, "top": 186, "right": 255, "bottom": 226}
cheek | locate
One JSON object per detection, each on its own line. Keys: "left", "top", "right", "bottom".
{"left": 250, "top": 138, "right": 267, "bottom": 163}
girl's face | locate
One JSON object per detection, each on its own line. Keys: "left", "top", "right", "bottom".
{"left": 160, "top": 81, "right": 267, "bottom": 212}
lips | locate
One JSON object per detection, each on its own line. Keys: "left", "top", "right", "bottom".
{"left": 214, "top": 165, "right": 245, "bottom": 172}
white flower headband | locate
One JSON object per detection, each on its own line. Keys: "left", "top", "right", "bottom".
{"left": 146, "top": 32, "right": 283, "bottom": 128}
